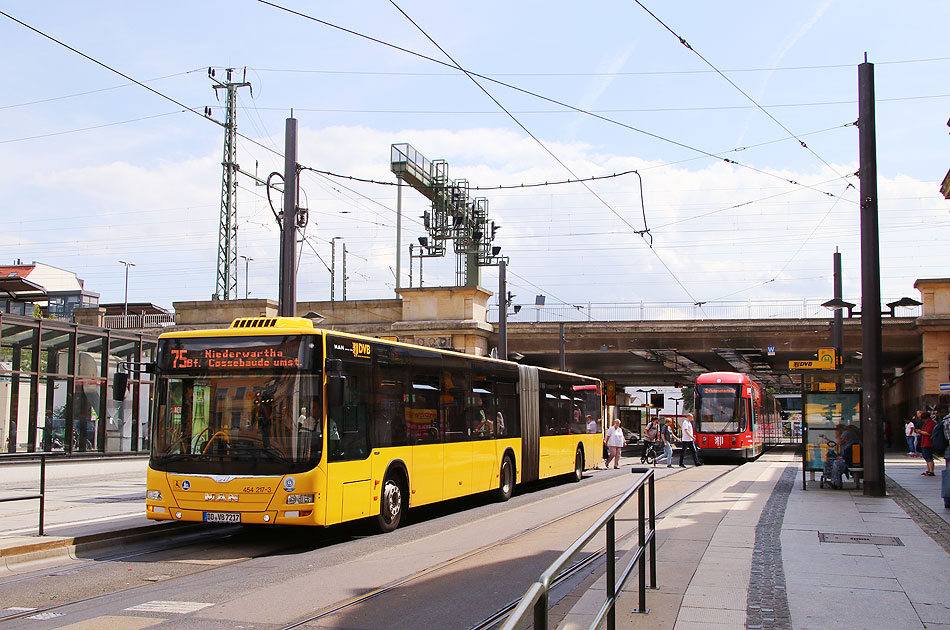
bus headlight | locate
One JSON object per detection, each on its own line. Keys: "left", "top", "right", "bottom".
{"left": 286, "top": 494, "right": 314, "bottom": 505}
{"left": 146, "top": 490, "right": 163, "bottom": 501}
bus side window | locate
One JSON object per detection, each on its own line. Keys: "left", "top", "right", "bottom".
{"left": 328, "top": 358, "right": 370, "bottom": 461}
{"left": 494, "top": 379, "right": 519, "bottom": 438}
{"left": 375, "top": 348, "right": 409, "bottom": 448}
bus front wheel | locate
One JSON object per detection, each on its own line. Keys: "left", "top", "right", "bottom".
{"left": 377, "top": 476, "right": 405, "bottom": 533}
{"left": 496, "top": 455, "right": 514, "bottom": 502}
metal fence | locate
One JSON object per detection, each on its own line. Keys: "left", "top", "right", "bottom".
{"left": 488, "top": 299, "right": 921, "bottom": 323}
{"left": 500, "top": 468, "right": 657, "bottom": 630}
{"left": 0, "top": 454, "right": 47, "bottom": 536}
{"left": 103, "top": 313, "right": 175, "bottom": 329}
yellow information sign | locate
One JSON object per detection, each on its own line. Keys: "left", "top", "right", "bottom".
{"left": 789, "top": 347, "right": 837, "bottom": 370}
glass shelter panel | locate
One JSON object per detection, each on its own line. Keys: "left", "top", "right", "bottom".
{"left": 802, "top": 392, "right": 861, "bottom": 471}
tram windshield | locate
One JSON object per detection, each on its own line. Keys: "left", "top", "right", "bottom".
{"left": 150, "top": 335, "right": 322, "bottom": 475}
{"left": 695, "top": 383, "right": 746, "bottom": 434}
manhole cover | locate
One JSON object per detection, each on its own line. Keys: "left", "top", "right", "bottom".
{"left": 818, "top": 532, "right": 903, "bottom": 546}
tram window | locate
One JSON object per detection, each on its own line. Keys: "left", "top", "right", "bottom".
{"left": 442, "top": 356, "right": 471, "bottom": 443}
{"left": 736, "top": 398, "right": 748, "bottom": 433}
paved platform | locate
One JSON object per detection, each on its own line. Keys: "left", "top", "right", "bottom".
{"left": 557, "top": 452, "right": 950, "bottom": 630}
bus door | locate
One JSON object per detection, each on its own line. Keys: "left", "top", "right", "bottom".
{"left": 325, "top": 355, "right": 372, "bottom": 525}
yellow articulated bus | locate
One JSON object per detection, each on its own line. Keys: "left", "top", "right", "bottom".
{"left": 137, "top": 317, "right": 604, "bottom": 532}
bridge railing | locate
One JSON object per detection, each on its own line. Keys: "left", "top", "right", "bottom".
{"left": 488, "top": 299, "right": 921, "bottom": 323}
{"left": 103, "top": 313, "right": 175, "bottom": 329}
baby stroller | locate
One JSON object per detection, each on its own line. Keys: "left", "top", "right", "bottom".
{"left": 819, "top": 440, "right": 850, "bottom": 489}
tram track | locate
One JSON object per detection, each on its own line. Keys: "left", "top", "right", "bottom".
{"left": 278, "top": 464, "right": 739, "bottom": 630}
{"left": 0, "top": 523, "right": 359, "bottom": 624}
{"left": 0, "top": 463, "right": 743, "bottom": 627}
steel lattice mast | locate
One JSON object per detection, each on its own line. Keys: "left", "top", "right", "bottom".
{"left": 211, "top": 68, "right": 250, "bottom": 300}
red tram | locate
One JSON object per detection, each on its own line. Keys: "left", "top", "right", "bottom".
{"left": 693, "top": 372, "right": 780, "bottom": 459}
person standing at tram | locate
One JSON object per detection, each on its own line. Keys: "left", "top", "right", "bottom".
{"left": 905, "top": 416, "right": 917, "bottom": 456}
{"left": 678, "top": 413, "right": 702, "bottom": 467}
{"left": 604, "top": 419, "right": 626, "bottom": 469}
{"left": 919, "top": 411, "right": 937, "bottom": 477}
{"left": 655, "top": 418, "right": 675, "bottom": 468}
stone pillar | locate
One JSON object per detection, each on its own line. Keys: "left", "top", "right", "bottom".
{"left": 913, "top": 279, "right": 950, "bottom": 407}
{"left": 393, "top": 286, "right": 494, "bottom": 356}
{"left": 73, "top": 306, "right": 106, "bottom": 328}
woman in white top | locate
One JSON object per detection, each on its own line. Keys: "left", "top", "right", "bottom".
{"left": 605, "top": 419, "right": 626, "bottom": 469}
{"left": 905, "top": 418, "right": 916, "bottom": 455}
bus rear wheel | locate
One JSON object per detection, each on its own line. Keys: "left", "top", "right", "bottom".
{"left": 572, "top": 448, "right": 584, "bottom": 482}
{"left": 377, "top": 476, "right": 405, "bottom": 533}
{"left": 496, "top": 455, "right": 514, "bottom": 502}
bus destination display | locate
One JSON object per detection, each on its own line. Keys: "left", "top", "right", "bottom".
{"left": 168, "top": 346, "right": 301, "bottom": 370}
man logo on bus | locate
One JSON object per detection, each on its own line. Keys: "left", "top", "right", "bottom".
{"left": 205, "top": 494, "right": 238, "bottom": 502}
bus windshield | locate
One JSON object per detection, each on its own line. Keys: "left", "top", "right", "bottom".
{"left": 695, "top": 383, "right": 746, "bottom": 434}
{"left": 150, "top": 335, "right": 322, "bottom": 475}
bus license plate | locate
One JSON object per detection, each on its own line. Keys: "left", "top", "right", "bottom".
{"left": 203, "top": 512, "right": 241, "bottom": 523}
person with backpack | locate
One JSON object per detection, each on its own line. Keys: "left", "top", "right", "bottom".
{"left": 641, "top": 417, "right": 659, "bottom": 464}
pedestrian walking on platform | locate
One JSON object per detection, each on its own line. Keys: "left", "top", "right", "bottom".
{"left": 655, "top": 418, "right": 675, "bottom": 468}
{"left": 604, "top": 419, "right": 626, "bottom": 469}
{"left": 678, "top": 413, "right": 702, "bottom": 467}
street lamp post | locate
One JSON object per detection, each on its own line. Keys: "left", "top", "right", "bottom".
{"left": 637, "top": 388, "right": 658, "bottom": 429}
{"left": 119, "top": 260, "right": 135, "bottom": 317}
{"left": 239, "top": 255, "right": 252, "bottom": 299}
{"left": 670, "top": 396, "right": 683, "bottom": 418}
{"left": 330, "top": 237, "right": 343, "bottom": 301}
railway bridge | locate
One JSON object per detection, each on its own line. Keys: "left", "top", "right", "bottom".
{"left": 125, "top": 278, "right": 950, "bottom": 418}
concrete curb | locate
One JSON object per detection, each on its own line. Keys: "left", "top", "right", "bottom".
{"left": 0, "top": 521, "right": 203, "bottom": 570}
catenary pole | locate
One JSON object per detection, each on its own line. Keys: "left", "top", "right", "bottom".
{"left": 279, "top": 117, "right": 298, "bottom": 317}
{"left": 498, "top": 259, "right": 507, "bottom": 360}
{"left": 859, "top": 56, "right": 884, "bottom": 497}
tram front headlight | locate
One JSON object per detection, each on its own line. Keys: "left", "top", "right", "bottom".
{"left": 146, "top": 489, "right": 163, "bottom": 501}
{"left": 286, "top": 493, "right": 314, "bottom": 505}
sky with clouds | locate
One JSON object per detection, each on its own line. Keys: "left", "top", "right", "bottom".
{"left": 1, "top": 1, "right": 948, "bottom": 312}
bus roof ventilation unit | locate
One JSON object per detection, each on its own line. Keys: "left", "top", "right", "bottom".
{"left": 230, "top": 317, "right": 314, "bottom": 329}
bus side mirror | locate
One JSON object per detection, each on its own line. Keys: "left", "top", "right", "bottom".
{"left": 326, "top": 359, "right": 344, "bottom": 408}
{"left": 113, "top": 372, "right": 129, "bottom": 401}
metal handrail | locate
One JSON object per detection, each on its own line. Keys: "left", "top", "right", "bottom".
{"left": 500, "top": 468, "right": 657, "bottom": 630}
{"left": 0, "top": 454, "right": 46, "bottom": 535}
